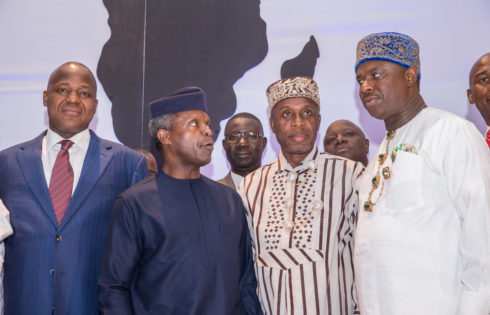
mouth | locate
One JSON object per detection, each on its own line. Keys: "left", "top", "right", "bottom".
{"left": 335, "top": 147, "right": 351, "bottom": 154}
{"left": 201, "top": 140, "right": 214, "bottom": 151}
{"left": 362, "top": 94, "right": 380, "bottom": 108}
{"left": 289, "top": 131, "right": 308, "bottom": 143}
{"left": 235, "top": 152, "right": 251, "bottom": 159}
{"left": 61, "top": 107, "right": 82, "bottom": 116}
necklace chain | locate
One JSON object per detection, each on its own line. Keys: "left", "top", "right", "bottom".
{"left": 363, "top": 130, "right": 396, "bottom": 212}
{"left": 283, "top": 161, "right": 323, "bottom": 231}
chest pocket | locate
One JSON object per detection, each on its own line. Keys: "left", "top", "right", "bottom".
{"left": 385, "top": 151, "right": 424, "bottom": 212}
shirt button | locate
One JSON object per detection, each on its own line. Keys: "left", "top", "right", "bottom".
{"left": 56, "top": 235, "right": 62, "bottom": 242}
{"left": 49, "top": 269, "right": 55, "bottom": 276}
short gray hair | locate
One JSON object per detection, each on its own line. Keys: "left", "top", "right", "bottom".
{"left": 149, "top": 113, "right": 177, "bottom": 150}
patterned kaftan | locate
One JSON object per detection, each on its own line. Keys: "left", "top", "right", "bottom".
{"left": 239, "top": 148, "right": 363, "bottom": 315}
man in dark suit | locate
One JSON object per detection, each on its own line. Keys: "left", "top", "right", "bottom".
{"left": 0, "top": 61, "right": 148, "bottom": 315}
{"left": 218, "top": 113, "right": 267, "bottom": 190}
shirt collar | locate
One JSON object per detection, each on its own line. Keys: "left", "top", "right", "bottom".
{"left": 277, "top": 147, "right": 319, "bottom": 173}
{"left": 46, "top": 128, "right": 91, "bottom": 152}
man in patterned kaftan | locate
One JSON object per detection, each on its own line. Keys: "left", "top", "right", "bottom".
{"left": 238, "top": 76, "right": 364, "bottom": 315}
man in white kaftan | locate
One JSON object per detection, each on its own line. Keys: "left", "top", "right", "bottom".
{"left": 354, "top": 32, "right": 490, "bottom": 315}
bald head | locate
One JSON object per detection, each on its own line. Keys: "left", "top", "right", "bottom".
{"left": 43, "top": 61, "right": 98, "bottom": 139}
{"left": 467, "top": 53, "right": 490, "bottom": 125}
{"left": 323, "top": 120, "right": 369, "bottom": 166}
{"left": 47, "top": 62, "right": 97, "bottom": 94}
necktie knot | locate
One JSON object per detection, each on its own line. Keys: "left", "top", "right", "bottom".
{"left": 59, "top": 140, "right": 74, "bottom": 151}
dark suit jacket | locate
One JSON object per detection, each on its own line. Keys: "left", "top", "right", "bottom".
{"left": 217, "top": 171, "right": 236, "bottom": 191}
{"left": 0, "top": 130, "right": 148, "bottom": 315}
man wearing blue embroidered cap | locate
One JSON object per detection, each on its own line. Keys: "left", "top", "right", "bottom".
{"left": 354, "top": 32, "right": 490, "bottom": 315}
{"left": 98, "top": 87, "right": 262, "bottom": 314}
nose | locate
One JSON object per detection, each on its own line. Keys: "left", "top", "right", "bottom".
{"left": 66, "top": 91, "right": 80, "bottom": 103}
{"left": 292, "top": 114, "right": 305, "bottom": 127}
{"left": 203, "top": 125, "right": 213, "bottom": 138}
{"left": 359, "top": 79, "right": 373, "bottom": 95}
{"left": 237, "top": 136, "right": 248, "bottom": 146}
{"left": 335, "top": 134, "right": 347, "bottom": 145}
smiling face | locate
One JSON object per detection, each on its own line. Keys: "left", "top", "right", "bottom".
{"left": 270, "top": 97, "right": 321, "bottom": 167}
{"left": 356, "top": 60, "right": 411, "bottom": 121}
{"left": 161, "top": 110, "right": 214, "bottom": 170}
{"left": 323, "top": 120, "right": 369, "bottom": 166}
{"left": 222, "top": 116, "right": 266, "bottom": 176}
{"left": 467, "top": 53, "right": 490, "bottom": 125}
{"left": 43, "top": 62, "right": 98, "bottom": 139}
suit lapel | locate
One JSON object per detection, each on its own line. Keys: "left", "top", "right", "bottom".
{"left": 225, "top": 172, "right": 236, "bottom": 190}
{"left": 59, "top": 131, "right": 114, "bottom": 230}
{"left": 17, "top": 131, "right": 58, "bottom": 228}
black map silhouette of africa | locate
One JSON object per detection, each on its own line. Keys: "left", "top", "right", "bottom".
{"left": 97, "top": 0, "right": 319, "bottom": 151}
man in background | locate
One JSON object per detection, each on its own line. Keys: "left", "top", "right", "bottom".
{"left": 467, "top": 52, "right": 490, "bottom": 148}
{"left": 136, "top": 148, "right": 158, "bottom": 175}
{"left": 323, "top": 119, "right": 369, "bottom": 166}
{"left": 0, "top": 61, "right": 147, "bottom": 315}
{"left": 218, "top": 112, "right": 267, "bottom": 190}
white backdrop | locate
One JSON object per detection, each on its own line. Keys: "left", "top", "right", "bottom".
{"left": 1, "top": 0, "right": 489, "bottom": 179}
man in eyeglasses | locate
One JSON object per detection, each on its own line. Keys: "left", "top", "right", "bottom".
{"left": 218, "top": 113, "right": 267, "bottom": 190}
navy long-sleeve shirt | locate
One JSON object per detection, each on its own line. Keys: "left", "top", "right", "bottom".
{"left": 99, "top": 171, "right": 262, "bottom": 315}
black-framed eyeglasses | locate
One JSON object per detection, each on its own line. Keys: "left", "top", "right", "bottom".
{"left": 225, "top": 131, "right": 263, "bottom": 143}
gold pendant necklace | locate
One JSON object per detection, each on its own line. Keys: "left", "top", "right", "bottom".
{"left": 363, "top": 130, "right": 395, "bottom": 212}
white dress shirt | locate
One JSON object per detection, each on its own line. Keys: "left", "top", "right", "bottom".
{"left": 230, "top": 171, "right": 244, "bottom": 189}
{"left": 355, "top": 108, "right": 490, "bottom": 315}
{"left": 42, "top": 129, "right": 91, "bottom": 195}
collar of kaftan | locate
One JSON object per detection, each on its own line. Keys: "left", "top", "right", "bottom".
{"left": 277, "top": 147, "right": 319, "bottom": 173}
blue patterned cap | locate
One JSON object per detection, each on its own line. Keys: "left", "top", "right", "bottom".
{"left": 149, "top": 86, "right": 208, "bottom": 119}
{"left": 355, "top": 32, "right": 420, "bottom": 74}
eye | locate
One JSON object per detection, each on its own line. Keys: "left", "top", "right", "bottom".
{"left": 190, "top": 120, "right": 198, "bottom": 127}
{"left": 373, "top": 73, "right": 381, "bottom": 79}
{"left": 79, "top": 91, "right": 91, "bottom": 97}
{"left": 57, "top": 87, "right": 69, "bottom": 94}
{"left": 479, "top": 76, "right": 489, "bottom": 84}
{"left": 325, "top": 137, "right": 335, "bottom": 145}
{"left": 345, "top": 132, "right": 354, "bottom": 137}
{"left": 282, "top": 111, "right": 293, "bottom": 119}
{"left": 357, "top": 78, "right": 365, "bottom": 85}
{"left": 302, "top": 110, "right": 312, "bottom": 118}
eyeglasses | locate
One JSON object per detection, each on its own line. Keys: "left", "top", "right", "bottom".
{"left": 225, "top": 131, "right": 263, "bottom": 143}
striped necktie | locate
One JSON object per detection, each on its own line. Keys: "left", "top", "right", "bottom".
{"left": 49, "top": 140, "right": 74, "bottom": 225}
{"left": 486, "top": 130, "right": 490, "bottom": 149}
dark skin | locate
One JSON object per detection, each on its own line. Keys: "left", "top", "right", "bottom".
{"left": 467, "top": 53, "right": 490, "bottom": 126}
{"left": 157, "top": 110, "right": 214, "bottom": 179}
{"left": 270, "top": 97, "right": 321, "bottom": 168}
{"left": 222, "top": 117, "right": 267, "bottom": 177}
{"left": 323, "top": 119, "right": 369, "bottom": 166}
{"left": 356, "top": 60, "right": 426, "bottom": 131}
{"left": 43, "top": 62, "right": 98, "bottom": 139}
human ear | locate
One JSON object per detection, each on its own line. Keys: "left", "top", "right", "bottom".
{"left": 405, "top": 67, "right": 418, "bottom": 87}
